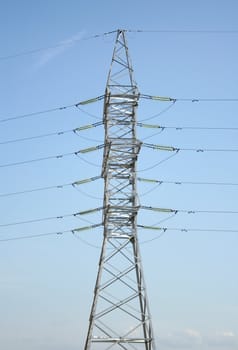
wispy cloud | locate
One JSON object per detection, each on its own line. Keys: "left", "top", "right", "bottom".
{"left": 222, "top": 331, "right": 235, "bottom": 337}
{"left": 205, "top": 330, "right": 237, "bottom": 347}
{"left": 159, "top": 328, "right": 202, "bottom": 348}
{"left": 34, "top": 31, "right": 85, "bottom": 69}
{"left": 158, "top": 328, "right": 237, "bottom": 349}
{"left": 184, "top": 328, "right": 201, "bottom": 338}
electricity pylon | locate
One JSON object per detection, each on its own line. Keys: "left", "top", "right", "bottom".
{"left": 84, "top": 30, "right": 156, "bottom": 350}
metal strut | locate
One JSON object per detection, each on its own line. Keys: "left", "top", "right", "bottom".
{"left": 84, "top": 29, "right": 156, "bottom": 350}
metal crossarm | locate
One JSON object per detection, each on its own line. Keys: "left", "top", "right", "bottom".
{"left": 84, "top": 29, "right": 156, "bottom": 350}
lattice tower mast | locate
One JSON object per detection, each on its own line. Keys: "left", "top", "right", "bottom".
{"left": 84, "top": 30, "right": 156, "bottom": 350}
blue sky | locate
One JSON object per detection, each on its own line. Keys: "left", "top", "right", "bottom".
{"left": 0, "top": 1, "right": 238, "bottom": 349}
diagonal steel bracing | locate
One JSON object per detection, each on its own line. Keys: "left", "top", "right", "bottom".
{"left": 84, "top": 29, "right": 156, "bottom": 350}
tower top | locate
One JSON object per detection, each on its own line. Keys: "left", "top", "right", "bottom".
{"left": 106, "top": 29, "right": 138, "bottom": 95}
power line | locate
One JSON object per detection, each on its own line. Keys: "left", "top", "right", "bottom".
{"left": 0, "top": 176, "right": 101, "bottom": 198}
{"left": 0, "top": 224, "right": 102, "bottom": 243}
{"left": 165, "top": 126, "right": 238, "bottom": 131}
{"left": 0, "top": 144, "right": 104, "bottom": 168}
{"left": 0, "top": 208, "right": 103, "bottom": 228}
{"left": 0, "top": 95, "right": 104, "bottom": 124}
{"left": 73, "top": 183, "right": 103, "bottom": 200}
{"left": 1, "top": 28, "right": 237, "bottom": 63}
{"left": 2, "top": 93, "right": 238, "bottom": 125}
{"left": 3, "top": 92, "right": 238, "bottom": 126}
{"left": 138, "top": 123, "right": 238, "bottom": 132}
{"left": 139, "top": 225, "right": 238, "bottom": 234}
{"left": 3, "top": 28, "right": 237, "bottom": 63}
{"left": 139, "top": 101, "right": 176, "bottom": 122}
{"left": 0, "top": 122, "right": 103, "bottom": 146}
{"left": 164, "top": 227, "right": 238, "bottom": 232}
{"left": 1, "top": 224, "right": 237, "bottom": 244}
{"left": 0, "top": 104, "right": 76, "bottom": 123}
{"left": 75, "top": 105, "right": 102, "bottom": 121}
{"left": 1, "top": 123, "right": 236, "bottom": 147}
{"left": 138, "top": 151, "right": 179, "bottom": 172}
{"left": 0, "top": 230, "right": 71, "bottom": 242}
{"left": 141, "top": 205, "right": 238, "bottom": 215}
{"left": 139, "top": 226, "right": 238, "bottom": 245}
{"left": 0, "top": 30, "right": 117, "bottom": 61}
{"left": 141, "top": 94, "right": 238, "bottom": 103}
{"left": 0, "top": 213, "right": 74, "bottom": 228}
{"left": 71, "top": 232, "right": 101, "bottom": 249}
{"left": 2, "top": 142, "right": 237, "bottom": 169}
{"left": 2, "top": 122, "right": 236, "bottom": 147}
{"left": 139, "top": 123, "right": 238, "bottom": 143}
{"left": 0, "top": 183, "right": 72, "bottom": 198}
{"left": 1, "top": 175, "right": 235, "bottom": 200}
{"left": 143, "top": 142, "right": 238, "bottom": 153}
{"left": 0, "top": 151, "right": 76, "bottom": 168}
{"left": 0, "top": 129, "right": 73, "bottom": 145}
{"left": 127, "top": 29, "right": 238, "bottom": 34}
{"left": 177, "top": 209, "right": 238, "bottom": 214}
{"left": 74, "top": 152, "right": 102, "bottom": 168}
{"left": 138, "top": 177, "right": 238, "bottom": 187}
{"left": 179, "top": 147, "right": 238, "bottom": 152}
{"left": 2, "top": 205, "right": 237, "bottom": 229}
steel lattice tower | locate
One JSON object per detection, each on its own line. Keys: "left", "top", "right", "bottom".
{"left": 84, "top": 30, "right": 156, "bottom": 350}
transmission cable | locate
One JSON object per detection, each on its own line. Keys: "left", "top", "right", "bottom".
{"left": 2, "top": 93, "right": 238, "bottom": 125}
{"left": 141, "top": 205, "right": 238, "bottom": 215}
{"left": 2, "top": 28, "right": 238, "bottom": 63}
{"left": 1, "top": 175, "right": 236, "bottom": 200}
{"left": 0, "top": 208, "right": 104, "bottom": 228}
{"left": 141, "top": 94, "right": 238, "bottom": 103}
{"left": 1, "top": 224, "right": 237, "bottom": 244}
{"left": 75, "top": 152, "right": 103, "bottom": 168}
{"left": 0, "top": 30, "right": 117, "bottom": 61}
{"left": 126, "top": 29, "right": 238, "bottom": 34}
{"left": 72, "top": 183, "right": 103, "bottom": 200}
{"left": 0, "top": 122, "right": 103, "bottom": 146}
{"left": 143, "top": 142, "right": 238, "bottom": 153}
{"left": 71, "top": 232, "right": 101, "bottom": 249}
{"left": 140, "top": 125, "right": 238, "bottom": 131}
{"left": 0, "top": 230, "right": 71, "bottom": 242}
{"left": 137, "top": 151, "right": 179, "bottom": 173}
{"left": 140, "top": 128, "right": 165, "bottom": 142}
{"left": 0, "top": 129, "right": 73, "bottom": 145}
{"left": 0, "top": 144, "right": 104, "bottom": 169}
{"left": 75, "top": 105, "right": 102, "bottom": 121}
{"left": 0, "top": 223, "right": 102, "bottom": 243}
{"left": 0, "top": 212, "right": 85, "bottom": 228}
{"left": 138, "top": 177, "right": 238, "bottom": 187}
{"left": 1, "top": 121, "right": 237, "bottom": 147}
{"left": 163, "top": 227, "right": 238, "bottom": 232}
{"left": 1, "top": 143, "right": 236, "bottom": 170}
{"left": 139, "top": 226, "right": 238, "bottom": 245}
{"left": 138, "top": 180, "right": 163, "bottom": 197}
{"left": 0, "top": 151, "right": 76, "bottom": 168}
{"left": 138, "top": 123, "right": 238, "bottom": 143}
{"left": 0, "top": 176, "right": 101, "bottom": 198}
{"left": 138, "top": 212, "right": 178, "bottom": 244}
{"left": 0, "top": 183, "right": 71, "bottom": 198}
{"left": 0, "top": 95, "right": 104, "bottom": 124}
{"left": 139, "top": 101, "right": 176, "bottom": 122}
{"left": 3, "top": 205, "right": 237, "bottom": 230}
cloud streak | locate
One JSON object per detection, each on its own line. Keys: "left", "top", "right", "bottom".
{"left": 158, "top": 328, "right": 237, "bottom": 349}
{"left": 34, "top": 31, "right": 85, "bottom": 69}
